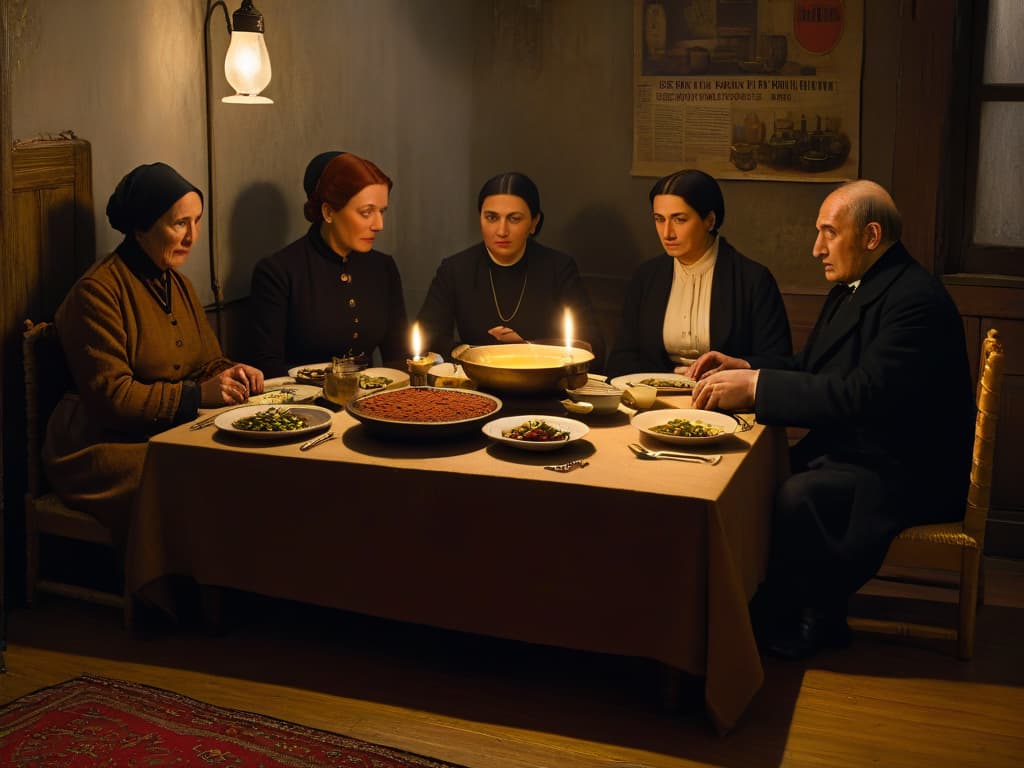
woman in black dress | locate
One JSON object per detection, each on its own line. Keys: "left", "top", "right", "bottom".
{"left": 416, "top": 171, "right": 604, "bottom": 365}
{"left": 249, "top": 152, "right": 408, "bottom": 377}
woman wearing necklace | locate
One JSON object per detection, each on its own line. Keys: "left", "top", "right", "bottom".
{"left": 249, "top": 151, "right": 408, "bottom": 378}
{"left": 606, "top": 169, "right": 791, "bottom": 378}
{"left": 416, "top": 171, "right": 605, "bottom": 365}
{"left": 44, "top": 162, "right": 263, "bottom": 547}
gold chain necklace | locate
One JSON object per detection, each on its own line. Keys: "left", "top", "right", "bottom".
{"left": 488, "top": 266, "right": 528, "bottom": 323}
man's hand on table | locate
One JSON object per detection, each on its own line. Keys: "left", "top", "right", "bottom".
{"left": 691, "top": 369, "right": 758, "bottom": 412}
{"left": 682, "top": 351, "right": 751, "bottom": 380}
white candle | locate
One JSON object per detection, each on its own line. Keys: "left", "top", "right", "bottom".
{"left": 411, "top": 322, "right": 422, "bottom": 361}
{"left": 407, "top": 323, "right": 440, "bottom": 386}
{"left": 563, "top": 308, "right": 574, "bottom": 361}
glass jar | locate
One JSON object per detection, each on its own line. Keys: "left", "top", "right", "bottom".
{"left": 323, "top": 355, "right": 365, "bottom": 407}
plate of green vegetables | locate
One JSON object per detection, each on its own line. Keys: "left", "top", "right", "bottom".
{"left": 214, "top": 404, "right": 333, "bottom": 441}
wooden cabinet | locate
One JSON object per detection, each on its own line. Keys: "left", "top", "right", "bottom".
{"left": 0, "top": 138, "right": 95, "bottom": 604}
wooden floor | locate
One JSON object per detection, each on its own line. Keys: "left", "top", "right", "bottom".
{"left": 2, "top": 559, "right": 1023, "bottom": 768}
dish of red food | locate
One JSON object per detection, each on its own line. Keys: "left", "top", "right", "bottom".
{"left": 346, "top": 386, "right": 502, "bottom": 439}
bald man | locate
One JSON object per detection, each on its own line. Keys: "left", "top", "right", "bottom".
{"left": 686, "top": 180, "right": 975, "bottom": 659}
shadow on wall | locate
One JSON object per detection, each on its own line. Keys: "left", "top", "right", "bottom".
{"left": 562, "top": 202, "right": 644, "bottom": 356}
{"left": 229, "top": 181, "right": 290, "bottom": 283}
{"left": 222, "top": 181, "right": 289, "bottom": 362}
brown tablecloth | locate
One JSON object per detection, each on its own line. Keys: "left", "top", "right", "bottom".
{"left": 128, "top": 396, "right": 786, "bottom": 733}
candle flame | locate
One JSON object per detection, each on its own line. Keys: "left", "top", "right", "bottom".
{"left": 411, "top": 322, "right": 422, "bottom": 359}
{"left": 563, "top": 308, "right": 574, "bottom": 354}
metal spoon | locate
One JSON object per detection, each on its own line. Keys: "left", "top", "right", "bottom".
{"left": 627, "top": 443, "right": 721, "bottom": 465}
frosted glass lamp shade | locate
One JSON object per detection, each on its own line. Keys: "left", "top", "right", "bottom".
{"left": 223, "top": 30, "right": 272, "bottom": 104}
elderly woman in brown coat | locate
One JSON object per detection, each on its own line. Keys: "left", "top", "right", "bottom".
{"left": 43, "top": 162, "right": 263, "bottom": 545}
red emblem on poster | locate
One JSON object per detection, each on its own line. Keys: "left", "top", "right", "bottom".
{"left": 793, "top": 0, "right": 845, "bottom": 55}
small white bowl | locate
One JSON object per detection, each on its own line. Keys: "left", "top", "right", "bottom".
{"left": 565, "top": 381, "right": 623, "bottom": 415}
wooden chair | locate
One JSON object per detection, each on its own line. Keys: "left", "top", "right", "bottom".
{"left": 22, "top": 320, "right": 129, "bottom": 624}
{"left": 850, "top": 329, "right": 1004, "bottom": 659}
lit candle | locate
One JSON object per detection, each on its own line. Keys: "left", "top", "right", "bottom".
{"left": 563, "top": 307, "right": 574, "bottom": 363}
{"left": 406, "top": 322, "right": 440, "bottom": 386}
{"left": 411, "top": 322, "right": 423, "bottom": 361}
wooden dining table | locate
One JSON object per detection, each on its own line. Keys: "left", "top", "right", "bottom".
{"left": 127, "top": 391, "right": 788, "bottom": 734}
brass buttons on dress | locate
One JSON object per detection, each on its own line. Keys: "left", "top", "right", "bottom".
{"left": 346, "top": 288, "right": 358, "bottom": 335}
{"left": 340, "top": 273, "right": 351, "bottom": 283}
{"left": 175, "top": 339, "right": 183, "bottom": 347}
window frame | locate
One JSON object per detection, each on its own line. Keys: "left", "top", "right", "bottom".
{"left": 958, "top": 0, "right": 1024, "bottom": 276}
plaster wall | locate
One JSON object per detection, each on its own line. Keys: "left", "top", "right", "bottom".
{"left": 469, "top": 0, "right": 899, "bottom": 297}
{"left": 11, "top": 0, "right": 477, "bottom": 316}
{"left": 11, "top": 0, "right": 900, "bottom": 338}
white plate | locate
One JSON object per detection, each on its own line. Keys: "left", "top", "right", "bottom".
{"left": 288, "top": 362, "right": 330, "bottom": 385}
{"left": 214, "top": 404, "right": 334, "bottom": 441}
{"left": 631, "top": 408, "right": 739, "bottom": 446}
{"left": 482, "top": 415, "right": 589, "bottom": 452}
{"left": 248, "top": 384, "right": 321, "bottom": 405}
{"left": 357, "top": 367, "right": 409, "bottom": 392}
{"left": 264, "top": 376, "right": 295, "bottom": 388}
{"left": 610, "top": 372, "right": 696, "bottom": 393}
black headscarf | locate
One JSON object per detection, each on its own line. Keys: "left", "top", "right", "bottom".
{"left": 302, "top": 150, "right": 346, "bottom": 199}
{"left": 106, "top": 162, "right": 203, "bottom": 235}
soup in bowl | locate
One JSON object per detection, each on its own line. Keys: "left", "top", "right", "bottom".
{"left": 454, "top": 343, "right": 594, "bottom": 394}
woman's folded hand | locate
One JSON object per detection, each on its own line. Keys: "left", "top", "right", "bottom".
{"left": 488, "top": 325, "right": 526, "bottom": 343}
{"left": 201, "top": 364, "right": 265, "bottom": 406}
{"left": 234, "top": 364, "right": 264, "bottom": 396}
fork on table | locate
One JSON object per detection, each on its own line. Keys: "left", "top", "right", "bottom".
{"left": 189, "top": 414, "right": 217, "bottom": 431}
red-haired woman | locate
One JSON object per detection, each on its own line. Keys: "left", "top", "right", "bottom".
{"left": 249, "top": 152, "right": 408, "bottom": 377}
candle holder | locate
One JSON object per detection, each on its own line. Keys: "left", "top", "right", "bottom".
{"left": 406, "top": 351, "right": 442, "bottom": 386}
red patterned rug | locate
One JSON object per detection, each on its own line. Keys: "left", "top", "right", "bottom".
{"left": 0, "top": 675, "right": 469, "bottom": 767}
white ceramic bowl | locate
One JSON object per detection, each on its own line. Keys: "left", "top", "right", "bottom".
{"left": 565, "top": 381, "right": 623, "bottom": 415}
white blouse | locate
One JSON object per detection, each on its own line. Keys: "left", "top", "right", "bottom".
{"left": 662, "top": 237, "right": 718, "bottom": 365}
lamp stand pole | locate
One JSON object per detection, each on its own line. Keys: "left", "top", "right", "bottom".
{"left": 203, "top": 0, "right": 230, "bottom": 342}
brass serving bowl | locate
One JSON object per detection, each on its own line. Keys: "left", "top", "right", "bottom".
{"left": 453, "top": 343, "right": 594, "bottom": 394}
